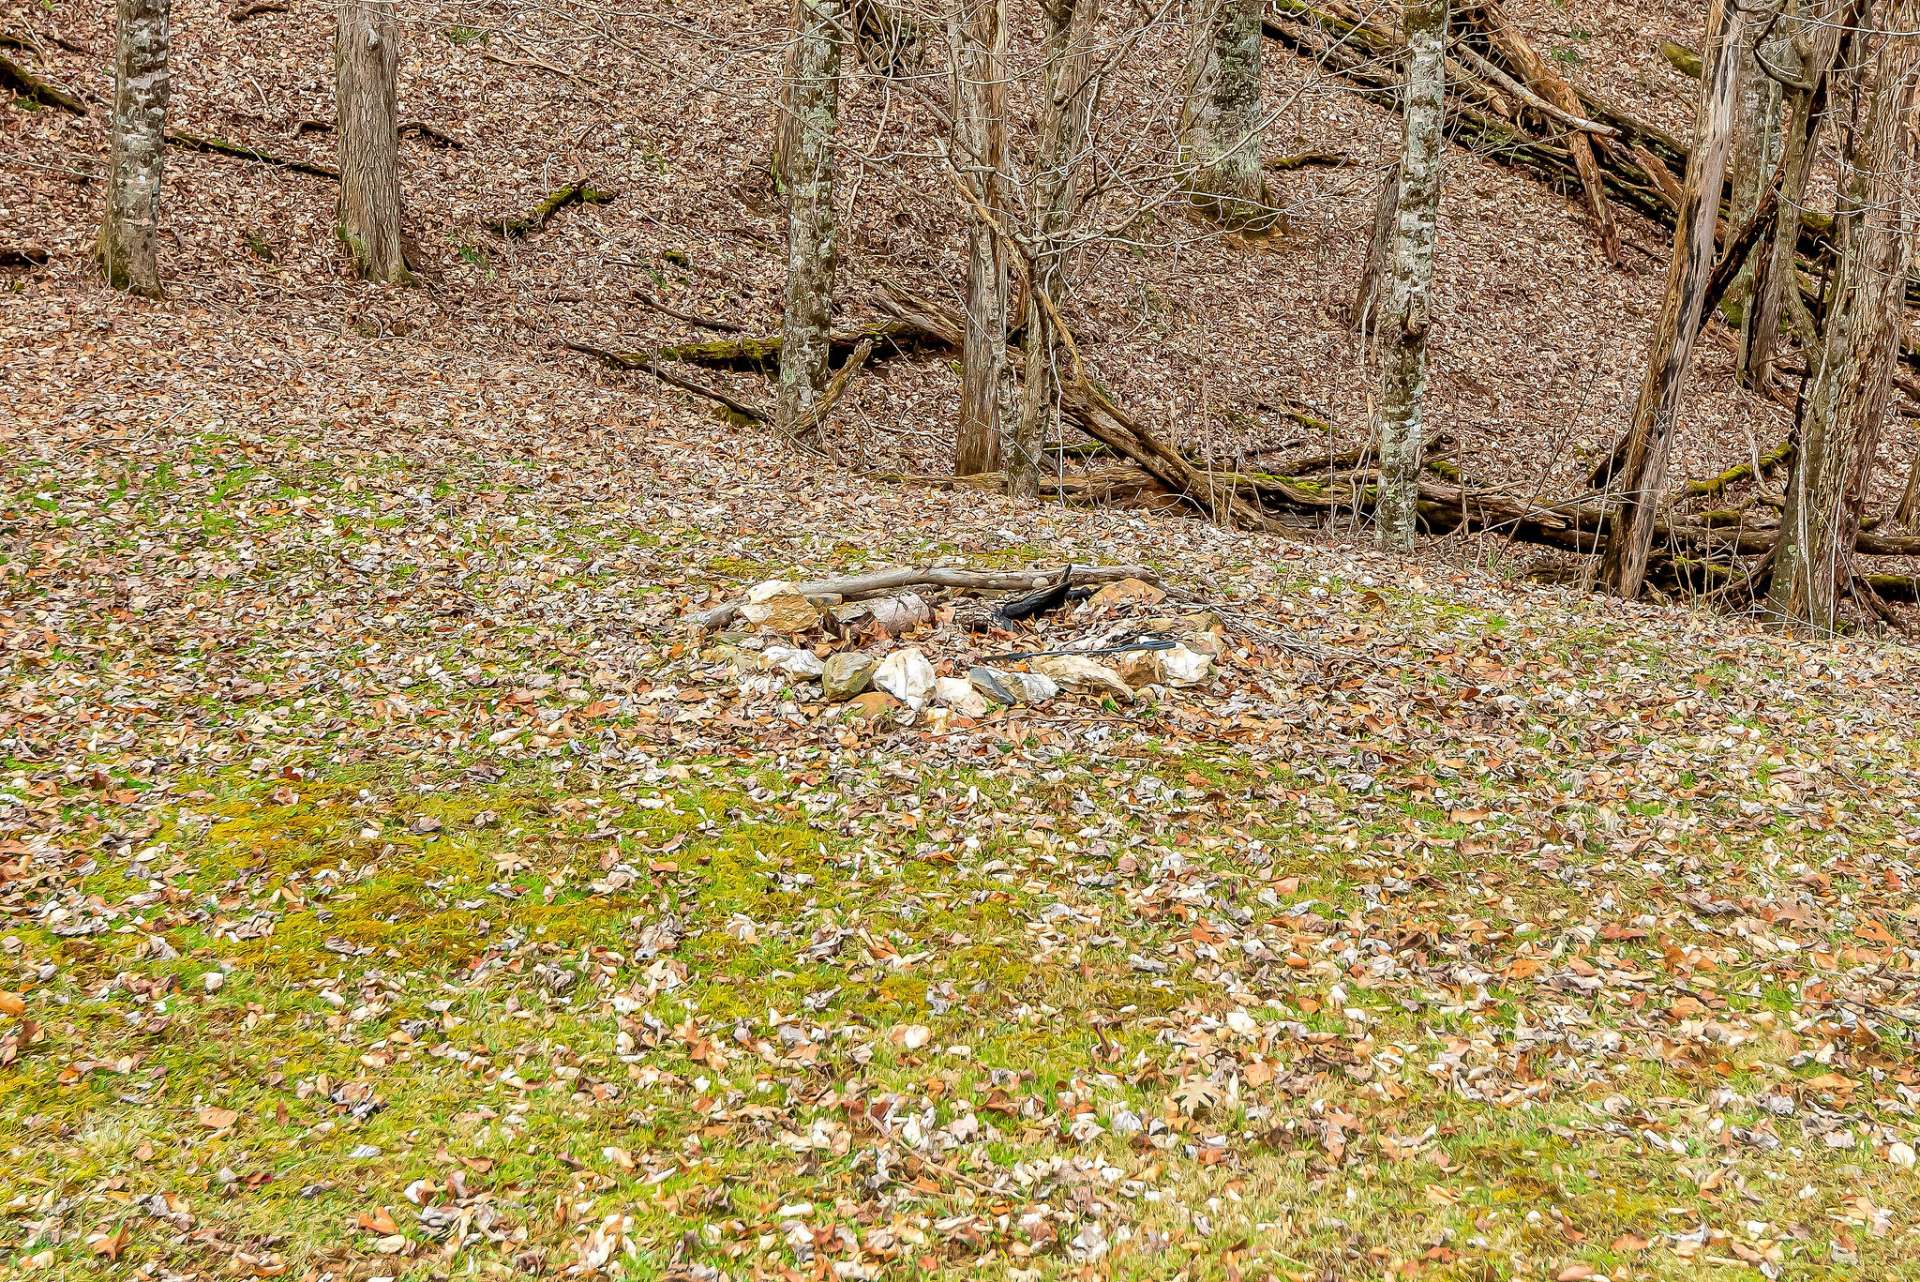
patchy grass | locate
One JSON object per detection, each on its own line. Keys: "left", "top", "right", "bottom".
{"left": 7, "top": 327, "right": 1920, "bottom": 1279}
{"left": 7, "top": 727, "right": 1919, "bottom": 1279}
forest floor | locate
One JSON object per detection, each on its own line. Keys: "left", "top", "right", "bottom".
{"left": 7, "top": 292, "right": 1920, "bottom": 1282}
{"left": 8, "top": 0, "right": 1920, "bottom": 1279}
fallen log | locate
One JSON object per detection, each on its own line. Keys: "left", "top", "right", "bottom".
{"left": 0, "top": 50, "right": 86, "bottom": 114}
{"left": 694, "top": 563, "right": 1159, "bottom": 632}
{"left": 1466, "top": 0, "right": 1621, "bottom": 260}
{"left": 640, "top": 285, "right": 963, "bottom": 372}
{"left": 790, "top": 338, "right": 873, "bottom": 439}
{"left": 490, "top": 180, "right": 615, "bottom": 237}
{"left": 1063, "top": 381, "right": 1293, "bottom": 532}
{"left": 1263, "top": 0, "right": 1676, "bottom": 223}
{"left": 169, "top": 130, "right": 339, "bottom": 179}
{"left": 1676, "top": 439, "right": 1794, "bottom": 499}
{"left": 562, "top": 338, "right": 769, "bottom": 424}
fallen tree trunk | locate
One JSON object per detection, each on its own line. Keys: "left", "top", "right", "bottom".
{"left": 694, "top": 563, "right": 1158, "bottom": 631}
{"left": 0, "top": 50, "right": 86, "bottom": 113}
{"left": 1266, "top": 0, "right": 1920, "bottom": 313}
{"left": 1466, "top": 0, "right": 1620, "bottom": 260}
{"left": 641, "top": 317, "right": 945, "bottom": 372}
{"left": 563, "top": 338, "right": 770, "bottom": 423}
{"left": 168, "top": 129, "right": 339, "bottom": 179}
{"left": 490, "top": 180, "right": 615, "bottom": 237}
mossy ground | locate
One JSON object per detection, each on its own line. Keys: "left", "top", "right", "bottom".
{"left": 8, "top": 728, "right": 1918, "bottom": 1280}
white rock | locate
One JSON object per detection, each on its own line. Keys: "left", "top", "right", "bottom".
{"left": 933, "top": 676, "right": 989, "bottom": 717}
{"left": 1891, "top": 1141, "right": 1916, "bottom": 1169}
{"left": 744, "top": 579, "right": 797, "bottom": 603}
{"left": 762, "top": 645, "right": 824, "bottom": 679}
{"left": 1159, "top": 643, "right": 1212, "bottom": 686}
{"left": 202, "top": 971, "right": 225, "bottom": 994}
{"left": 872, "top": 648, "right": 936, "bottom": 708}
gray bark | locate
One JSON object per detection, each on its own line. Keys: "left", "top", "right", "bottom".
{"left": 1180, "top": 0, "right": 1269, "bottom": 225}
{"left": 1741, "top": 0, "right": 1846, "bottom": 386}
{"left": 1600, "top": 0, "right": 1742, "bottom": 599}
{"left": 99, "top": 0, "right": 170, "bottom": 297}
{"left": 1769, "top": 8, "right": 1917, "bottom": 629}
{"left": 335, "top": 0, "right": 408, "bottom": 282}
{"left": 1010, "top": 0, "right": 1101, "bottom": 499}
{"left": 777, "top": 0, "right": 847, "bottom": 432}
{"left": 1372, "top": 0, "right": 1446, "bottom": 550}
{"left": 1727, "top": 6, "right": 1787, "bottom": 308}
{"left": 1350, "top": 160, "right": 1400, "bottom": 333}
{"left": 951, "top": 0, "right": 1011, "bottom": 476}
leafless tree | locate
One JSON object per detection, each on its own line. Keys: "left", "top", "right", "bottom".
{"left": 1009, "top": 0, "right": 1103, "bottom": 499}
{"left": 1742, "top": 0, "right": 1850, "bottom": 386}
{"left": 1371, "top": 0, "right": 1446, "bottom": 550}
{"left": 1179, "top": 0, "right": 1268, "bottom": 226}
{"left": 950, "top": 0, "right": 1011, "bottom": 475}
{"left": 777, "top": 0, "right": 848, "bottom": 432}
{"left": 1600, "top": 0, "right": 1743, "bottom": 599}
{"left": 1768, "top": 2, "right": 1919, "bottom": 629}
{"left": 99, "top": 0, "right": 170, "bottom": 297}
{"left": 335, "top": 0, "right": 409, "bottom": 282}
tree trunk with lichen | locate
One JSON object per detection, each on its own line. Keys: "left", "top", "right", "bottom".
{"left": 1180, "top": 0, "right": 1268, "bottom": 226}
{"left": 1010, "top": 0, "right": 1101, "bottom": 499}
{"left": 1768, "top": 8, "right": 1917, "bottom": 630}
{"left": 1741, "top": 0, "right": 1846, "bottom": 386}
{"left": 777, "top": 0, "right": 846, "bottom": 432}
{"left": 99, "top": 0, "right": 170, "bottom": 297}
{"left": 1726, "top": 7, "right": 1786, "bottom": 310}
{"left": 1372, "top": 0, "right": 1446, "bottom": 550}
{"left": 335, "top": 0, "right": 408, "bottom": 282}
{"left": 1599, "top": 0, "right": 1742, "bottom": 599}
{"left": 951, "top": 0, "right": 1010, "bottom": 476}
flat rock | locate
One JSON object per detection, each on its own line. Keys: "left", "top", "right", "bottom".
{"left": 1030, "top": 653, "right": 1136, "bottom": 703}
{"left": 821, "top": 651, "right": 879, "bottom": 702}
{"left": 969, "top": 666, "right": 1058, "bottom": 706}
{"left": 739, "top": 592, "right": 822, "bottom": 636}
{"left": 843, "top": 691, "right": 898, "bottom": 721}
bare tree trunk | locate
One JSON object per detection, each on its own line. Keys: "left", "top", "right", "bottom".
{"left": 1010, "top": 0, "right": 1101, "bottom": 499}
{"left": 769, "top": 0, "right": 801, "bottom": 186}
{"left": 335, "top": 0, "right": 408, "bottom": 282}
{"left": 1372, "top": 0, "right": 1446, "bottom": 550}
{"left": 951, "top": 0, "right": 1011, "bottom": 476}
{"left": 98, "top": 0, "right": 170, "bottom": 297}
{"left": 1599, "top": 0, "right": 1742, "bottom": 599}
{"left": 1727, "top": 6, "right": 1787, "bottom": 310}
{"left": 777, "top": 0, "right": 847, "bottom": 432}
{"left": 1768, "top": 9, "right": 1918, "bottom": 629}
{"left": 1180, "top": 0, "right": 1269, "bottom": 226}
{"left": 1350, "top": 161, "right": 1400, "bottom": 333}
{"left": 1741, "top": 0, "right": 1848, "bottom": 386}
